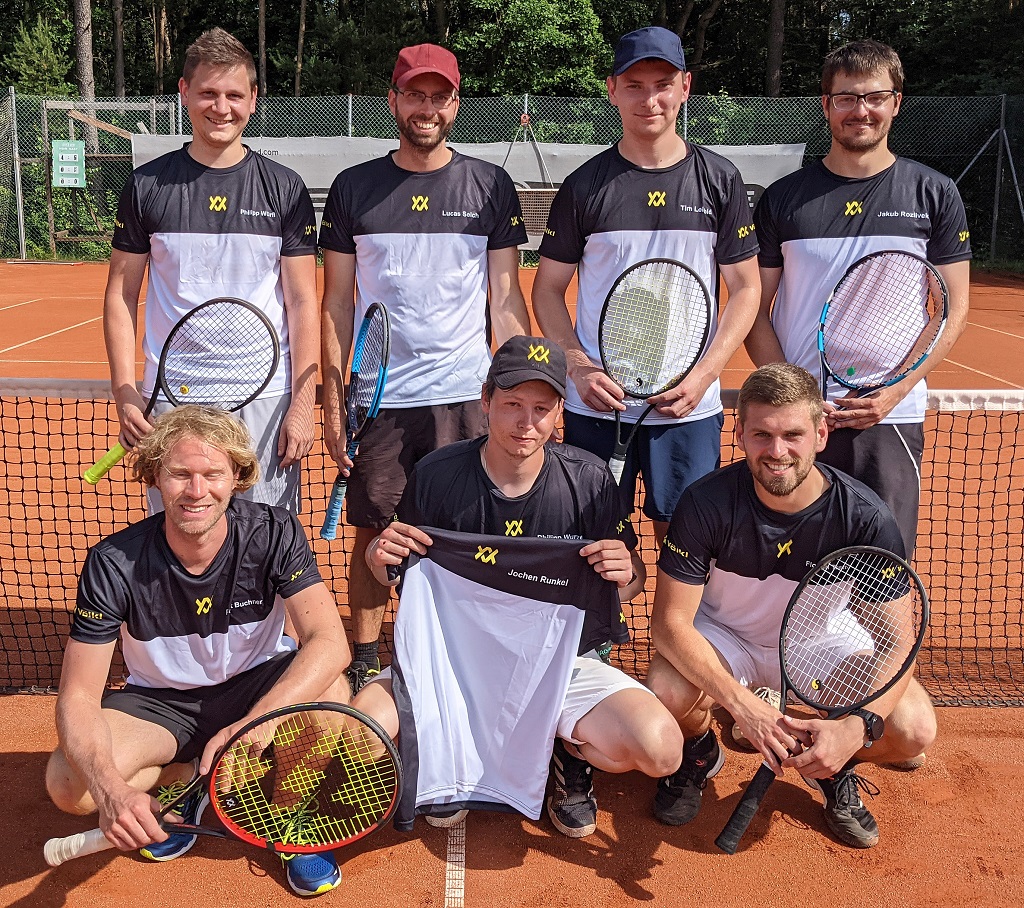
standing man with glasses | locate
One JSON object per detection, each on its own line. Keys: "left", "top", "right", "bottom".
{"left": 748, "top": 39, "right": 971, "bottom": 558}
{"left": 320, "top": 43, "right": 530, "bottom": 693}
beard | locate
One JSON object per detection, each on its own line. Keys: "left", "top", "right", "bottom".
{"left": 751, "top": 456, "right": 815, "bottom": 498}
{"left": 396, "top": 108, "right": 453, "bottom": 150}
{"left": 830, "top": 115, "right": 892, "bottom": 154}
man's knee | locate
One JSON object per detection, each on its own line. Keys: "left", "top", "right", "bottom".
{"left": 645, "top": 655, "right": 705, "bottom": 722}
{"left": 46, "top": 749, "right": 93, "bottom": 815}
{"left": 886, "top": 681, "right": 938, "bottom": 757}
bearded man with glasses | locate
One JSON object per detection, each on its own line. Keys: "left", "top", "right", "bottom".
{"left": 747, "top": 39, "right": 971, "bottom": 561}
{"left": 320, "top": 44, "right": 530, "bottom": 694}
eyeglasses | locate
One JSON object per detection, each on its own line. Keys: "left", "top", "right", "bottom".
{"left": 827, "top": 90, "right": 899, "bottom": 112}
{"left": 392, "top": 87, "right": 458, "bottom": 109}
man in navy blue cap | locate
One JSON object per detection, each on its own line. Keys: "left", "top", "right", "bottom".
{"left": 533, "top": 27, "right": 760, "bottom": 574}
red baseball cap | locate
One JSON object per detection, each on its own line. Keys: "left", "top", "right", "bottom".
{"left": 392, "top": 43, "right": 460, "bottom": 91}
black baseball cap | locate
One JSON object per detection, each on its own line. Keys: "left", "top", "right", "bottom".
{"left": 613, "top": 27, "right": 686, "bottom": 76}
{"left": 487, "top": 336, "right": 567, "bottom": 398}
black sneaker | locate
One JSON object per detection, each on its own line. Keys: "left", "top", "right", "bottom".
{"left": 803, "top": 765, "right": 881, "bottom": 848}
{"left": 547, "top": 738, "right": 598, "bottom": 838}
{"left": 346, "top": 658, "right": 380, "bottom": 695}
{"left": 653, "top": 732, "right": 724, "bottom": 826}
{"left": 424, "top": 807, "right": 469, "bottom": 828}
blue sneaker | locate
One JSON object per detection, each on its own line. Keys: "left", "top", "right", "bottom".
{"left": 139, "top": 782, "right": 208, "bottom": 862}
{"left": 281, "top": 851, "right": 342, "bottom": 897}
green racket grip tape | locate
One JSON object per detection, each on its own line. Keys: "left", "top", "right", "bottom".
{"left": 83, "top": 442, "right": 128, "bottom": 485}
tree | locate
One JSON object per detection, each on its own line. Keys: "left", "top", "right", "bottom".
{"left": 765, "top": 0, "right": 785, "bottom": 96}
{"left": 72, "top": 0, "right": 97, "bottom": 100}
{"left": 451, "top": 0, "right": 611, "bottom": 95}
{"left": 113, "top": 0, "right": 125, "bottom": 98}
{"left": 0, "top": 15, "right": 75, "bottom": 96}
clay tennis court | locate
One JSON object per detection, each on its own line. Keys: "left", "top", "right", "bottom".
{"left": 1, "top": 261, "right": 1023, "bottom": 906}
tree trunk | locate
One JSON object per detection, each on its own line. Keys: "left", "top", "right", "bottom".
{"left": 153, "top": 0, "right": 170, "bottom": 95}
{"left": 295, "top": 0, "right": 306, "bottom": 96}
{"left": 689, "top": 0, "right": 724, "bottom": 72}
{"left": 259, "top": 0, "right": 267, "bottom": 95}
{"left": 72, "top": 0, "right": 99, "bottom": 152}
{"left": 433, "top": 0, "right": 448, "bottom": 41}
{"left": 765, "top": 0, "right": 785, "bottom": 96}
{"left": 113, "top": 0, "right": 125, "bottom": 98}
{"left": 674, "top": 0, "right": 696, "bottom": 37}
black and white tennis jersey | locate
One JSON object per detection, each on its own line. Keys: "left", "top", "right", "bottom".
{"left": 71, "top": 498, "right": 322, "bottom": 689}
{"left": 392, "top": 528, "right": 619, "bottom": 828}
{"left": 112, "top": 145, "right": 317, "bottom": 399}
{"left": 659, "top": 462, "right": 904, "bottom": 648}
{"left": 755, "top": 158, "right": 971, "bottom": 422}
{"left": 539, "top": 144, "right": 758, "bottom": 424}
{"left": 398, "top": 436, "right": 636, "bottom": 652}
{"left": 318, "top": 152, "right": 527, "bottom": 408}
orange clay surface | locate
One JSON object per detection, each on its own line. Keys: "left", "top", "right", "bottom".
{"left": 2, "top": 262, "right": 1024, "bottom": 906}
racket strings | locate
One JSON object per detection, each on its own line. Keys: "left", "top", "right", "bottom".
{"left": 162, "top": 303, "right": 278, "bottom": 408}
{"left": 347, "top": 315, "right": 388, "bottom": 430}
{"left": 213, "top": 709, "right": 399, "bottom": 848}
{"left": 782, "top": 552, "right": 922, "bottom": 709}
{"left": 602, "top": 261, "right": 710, "bottom": 397}
{"left": 822, "top": 253, "right": 945, "bottom": 388}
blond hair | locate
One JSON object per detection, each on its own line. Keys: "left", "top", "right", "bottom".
{"left": 736, "top": 363, "right": 823, "bottom": 425}
{"left": 183, "top": 28, "right": 257, "bottom": 89}
{"left": 131, "top": 405, "right": 259, "bottom": 490}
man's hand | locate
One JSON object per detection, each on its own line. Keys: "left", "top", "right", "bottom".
{"left": 367, "top": 523, "right": 433, "bottom": 573}
{"left": 113, "top": 385, "right": 153, "bottom": 449}
{"left": 729, "top": 689, "right": 808, "bottom": 777}
{"left": 826, "top": 384, "right": 906, "bottom": 431}
{"left": 580, "top": 539, "right": 633, "bottom": 587}
{"left": 96, "top": 781, "right": 171, "bottom": 850}
{"left": 277, "top": 399, "right": 316, "bottom": 467}
{"left": 570, "top": 363, "right": 626, "bottom": 413}
{"left": 780, "top": 713, "right": 865, "bottom": 779}
{"left": 648, "top": 365, "right": 714, "bottom": 419}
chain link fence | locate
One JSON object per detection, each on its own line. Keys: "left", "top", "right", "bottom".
{"left": 1, "top": 89, "right": 1020, "bottom": 261}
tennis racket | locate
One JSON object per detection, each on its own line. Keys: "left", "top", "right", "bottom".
{"left": 597, "top": 259, "right": 712, "bottom": 484}
{"left": 44, "top": 701, "right": 402, "bottom": 866}
{"left": 715, "top": 546, "right": 928, "bottom": 855}
{"left": 817, "top": 251, "right": 948, "bottom": 403}
{"left": 83, "top": 297, "right": 280, "bottom": 484}
{"left": 320, "top": 302, "right": 391, "bottom": 540}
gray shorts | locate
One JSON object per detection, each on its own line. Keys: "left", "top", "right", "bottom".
{"left": 148, "top": 393, "right": 300, "bottom": 514}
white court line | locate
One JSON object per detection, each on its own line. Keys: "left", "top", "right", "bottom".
{"left": 965, "top": 320, "right": 1024, "bottom": 342}
{"left": 444, "top": 820, "right": 466, "bottom": 908}
{"left": 0, "top": 298, "right": 43, "bottom": 312}
{"left": 944, "top": 358, "right": 1024, "bottom": 390}
{"left": 0, "top": 315, "right": 103, "bottom": 355}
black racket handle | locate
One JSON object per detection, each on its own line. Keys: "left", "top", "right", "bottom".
{"left": 715, "top": 762, "right": 778, "bottom": 854}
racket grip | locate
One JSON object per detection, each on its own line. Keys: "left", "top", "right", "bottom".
{"left": 714, "top": 762, "right": 778, "bottom": 855}
{"left": 320, "top": 475, "right": 348, "bottom": 540}
{"left": 83, "top": 442, "right": 129, "bottom": 485}
{"left": 44, "top": 827, "right": 113, "bottom": 866}
{"left": 608, "top": 453, "right": 626, "bottom": 485}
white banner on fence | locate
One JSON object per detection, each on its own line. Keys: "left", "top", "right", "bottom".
{"left": 132, "top": 135, "right": 805, "bottom": 248}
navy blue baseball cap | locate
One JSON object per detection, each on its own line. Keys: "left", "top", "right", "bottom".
{"left": 487, "top": 336, "right": 567, "bottom": 398}
{"left": 613, "top": 27, "right": 686, "bottom": 76}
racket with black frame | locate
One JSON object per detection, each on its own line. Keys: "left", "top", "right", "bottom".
{"left": 83, "top": 297, "right": 280, "bottom": 484}
{"left": 597, "top": 259, "right": 713, "bottom": 484}
{"left": 715, "top": 546, "right": 928, "bottom": 854}
{"left": 44, "top": 701, "right": 402, "bottom": 866}
{"left": 817, "top": 250, "right": 948, "bottom": 404}
{"left": 320, "top": 302, "right": 391, "bottom": 541}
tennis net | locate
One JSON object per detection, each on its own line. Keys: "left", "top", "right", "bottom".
{"left": 2, "top": 379, "right": 1021, "bottom": 706}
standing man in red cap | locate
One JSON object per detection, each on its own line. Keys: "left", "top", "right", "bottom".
{"left": 320, "top": 44, "right": 531, "bottom": 693}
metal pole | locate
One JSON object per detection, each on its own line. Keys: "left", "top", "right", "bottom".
{"left": 177, "top": 93, "right": 183, "bottom": 134}
{"left": 990, "top": 94, "right": 1005, "bottom": 261}
{"left": 1000, "top": 127, "right": 1024, "bottom": 233}
{"left": 348, "top": 94, "right": 353, "bottom": 137}
{"left": 682, "top": 98, "right": 688, "bottom": 141}
{"left": 41, "top": 101, "right": 56, "bottom": 258}
{"left": 10, "top": 87, "right": 27, "bottom": 260}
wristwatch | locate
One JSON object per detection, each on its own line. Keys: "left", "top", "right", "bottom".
{"left": 852, "top": 708, "right": 885, "bottom": 746}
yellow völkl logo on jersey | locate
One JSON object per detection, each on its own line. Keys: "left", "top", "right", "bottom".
{"left": 209, "top": 196, "right": 227, "bottom": 212}
{"left": 411, "top": 195, "right": 429, "bottom": 212}
{"left": 475, "top": 545, "right": 498, "bottom": 565}
{"left": 196, "top": 597, "right": 213, "bottom": 615}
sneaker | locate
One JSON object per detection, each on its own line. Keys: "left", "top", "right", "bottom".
{"left": 346, "top": 658, "right": 381, "bottom": 695}
{"left": 803, "top": 765, "right": 881, "bottom": 848}
{"left": 547, "top": 738, "right": 598, "bottom": 838}
{"left": 886, "top": 753, "right": 926, "bottom": 771}
{"left": 731, "top": 687, "right": 782, "bottom": 750}
{"left": 424, "top": 807, "right": 469, "bottom": 828}
{"left": 139, "top": 782, "right": 208, "bottom": 862}
{"left": 281, "top": 851, "right": 342, "bottom": 897}
{"left": 653, "top": 731, "right": 724, "bottom": 826}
